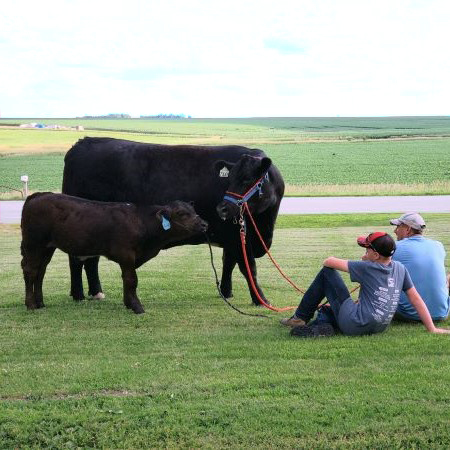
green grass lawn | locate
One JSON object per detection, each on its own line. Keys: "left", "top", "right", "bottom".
{"left": 1, "top": 214, "right": 449, "bottom": 448}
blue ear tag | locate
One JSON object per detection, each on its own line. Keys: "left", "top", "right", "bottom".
{"left": 161, "top": 216, "right": 171, "bottom": 231}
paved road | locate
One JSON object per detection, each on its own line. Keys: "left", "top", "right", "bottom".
{"left": 279, "top": 195, "right": 450, "bottom": 214}
{"left": 0, "top": 201, "right": 25, "bottom": 224}
{"left": 2, "top": 196, "right": 450, "bottom": 224}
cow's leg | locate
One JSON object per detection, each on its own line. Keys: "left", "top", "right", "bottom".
{"left": 236, "top": 242, "right": 269, "bottom": 306}
{"left": 21, "top": 250, "right": 42, "bottom": 310}
{"left": 69, "top": 255, "right": 85, "bottom": 301}
{"left": 85, "top": 256, "right": 104, "bottom": 298}
{"left": 120, "top": 263, "right": 145, "bottom": 314}
{"left": 34, "top": 247, "right": 56, "bottom": 308}
{"left": 220, "top": 248, "right": 236, "bottom": 299}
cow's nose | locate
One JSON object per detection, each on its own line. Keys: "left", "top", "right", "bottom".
{"left": 201, "top": 221, "right": 208, "bottom": 232}
{"left": 216, "top": 202, "right": 229, "bottom": 220}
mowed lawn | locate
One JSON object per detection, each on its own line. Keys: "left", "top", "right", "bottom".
{"left": 1, "top": 214, "right": 449, "bottom": 448}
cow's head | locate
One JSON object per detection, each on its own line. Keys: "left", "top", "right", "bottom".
{"left": 157, "top": 201, "right": 208, "bottom": 235}
{"left": 215, "top": 155, "right": 274, "bottom": 220}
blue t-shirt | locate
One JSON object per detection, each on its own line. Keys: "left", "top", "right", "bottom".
{"left": 339, "top": 260, "right": 413, "bottom": 335}
{"left": 393, "top": 236, "right": 450, "bottom": 320}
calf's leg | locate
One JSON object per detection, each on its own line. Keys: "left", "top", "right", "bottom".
{"left": 21, "top": 250, "right": 43, "bottom": 310}
{"left": 120, "top": 263, "right": 145, "bottom": 314}
{"left": 34, "top": 247, "right": 56, "bottom": 308}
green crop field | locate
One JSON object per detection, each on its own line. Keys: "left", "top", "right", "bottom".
{"left": 1, "top": 214, "right": 449, "bottom": 448}
{"left": 1, "top": 116, "right": 450, "bottom": 197}
{"left": 2, "top": 116, "right": 450, "bottom": 140}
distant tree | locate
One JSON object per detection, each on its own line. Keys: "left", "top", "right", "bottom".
{"left": 79, "top": 113, "right": 131, "bottom": 119}
{"left": 139, "top": 113, "right": 189, "bottom": 119}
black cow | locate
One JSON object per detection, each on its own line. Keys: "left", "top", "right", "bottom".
{"left": 21, "top": 192, "right": 207, "bottom": 313}
{"left": 62, "top": 137, "right": 285, "bottom": 306}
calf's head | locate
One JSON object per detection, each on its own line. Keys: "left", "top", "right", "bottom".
{"left": 157, "top": 201, "right": 208, "bottom": 236}
{"left": 215, "top": 155, "right": 274, "bottom": 221}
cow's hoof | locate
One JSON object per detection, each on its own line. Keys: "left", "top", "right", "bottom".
{"left": 131, "top": 304, "right": 145, "bottom": 314}
{"left": 253, "top": 301, "right": 271, "bottom": 307}
{"left": 220, "top": 288, "right": 233, "bottom": 299}
{"left": 91, "top": 292, "right": 105, "bottom": 300}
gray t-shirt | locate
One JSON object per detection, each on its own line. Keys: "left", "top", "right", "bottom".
{"left": 338, "top": 260, "right": 413, "bottom": 336}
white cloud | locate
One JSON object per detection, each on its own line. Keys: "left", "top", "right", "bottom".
{"left": 1, "top": 0, "right": 449, "bottom": 117}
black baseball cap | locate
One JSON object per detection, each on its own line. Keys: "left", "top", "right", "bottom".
{"left": 357, "top": 231, "right": 396, "bottom": 257}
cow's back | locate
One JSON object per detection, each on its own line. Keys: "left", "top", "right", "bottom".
{"left": 62, "top": 137, "right": 266, "bottom": 220}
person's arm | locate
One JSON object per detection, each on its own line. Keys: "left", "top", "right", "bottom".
{"left": 406, "top": 287, "right": 450, "bottom": 334}
{"left": 323, "top": 257, "right": 349, "bottom": 272}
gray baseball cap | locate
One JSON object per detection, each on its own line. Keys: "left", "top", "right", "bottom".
{"left": 390, "top": 212, "right": 426, "bottom": 230}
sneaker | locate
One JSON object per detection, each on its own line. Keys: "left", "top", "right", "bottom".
{"left": 290, "top": 323, "right": 335, "bottom": 338}
{"left": 280, "top": 316, "right": 306, "bottom": 327}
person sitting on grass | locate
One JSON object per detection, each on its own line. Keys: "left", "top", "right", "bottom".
{"left": 389, "top": 212, "right": 450, "bottom": 322}
{"left": 280, "top": 232, "right": 450, "bottom": 338}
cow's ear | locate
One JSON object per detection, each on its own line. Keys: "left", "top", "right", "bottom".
{"left": 260, "top": 157, "right": 272, "bottom": 174}
{"left": 214, "top": 160, "right": 234, "bottom": 178}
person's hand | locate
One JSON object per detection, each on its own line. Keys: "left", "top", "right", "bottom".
{"left": 431, "top": 327, "right": 450, "bottom": 334}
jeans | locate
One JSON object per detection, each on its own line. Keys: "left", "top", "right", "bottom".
{"left": 294, "top": 267, "right": 351, "bottom": 323}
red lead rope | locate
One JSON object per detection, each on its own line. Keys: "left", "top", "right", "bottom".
{"left": 240, "top": 202, "right": 359, "bottom": 312}
{"left": 244, "top": 203, "right": 306, "bottom": 294}
{"left": 240, "top": 228, "right": 296, "bottom": 312}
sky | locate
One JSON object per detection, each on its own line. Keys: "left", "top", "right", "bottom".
{"left": 1, "top": 0, "right": 450, "bottom": 118}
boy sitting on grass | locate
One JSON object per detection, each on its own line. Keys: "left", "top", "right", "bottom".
{"left": 280, "top": 232, "right": 450, "bottom": 338}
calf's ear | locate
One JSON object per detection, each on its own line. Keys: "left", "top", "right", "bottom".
{"left": 156, "top": 206, "right": 172, "bottom": 221}
{"left": 214, "top": 160, "right": 234, "bottom": 178}
{"left": 156, "top": 208, "right": 172, "bottom": 231}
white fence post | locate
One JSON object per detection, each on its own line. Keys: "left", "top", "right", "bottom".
{"left": 20, "top": 175, "right": 29, "bottom": 198}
